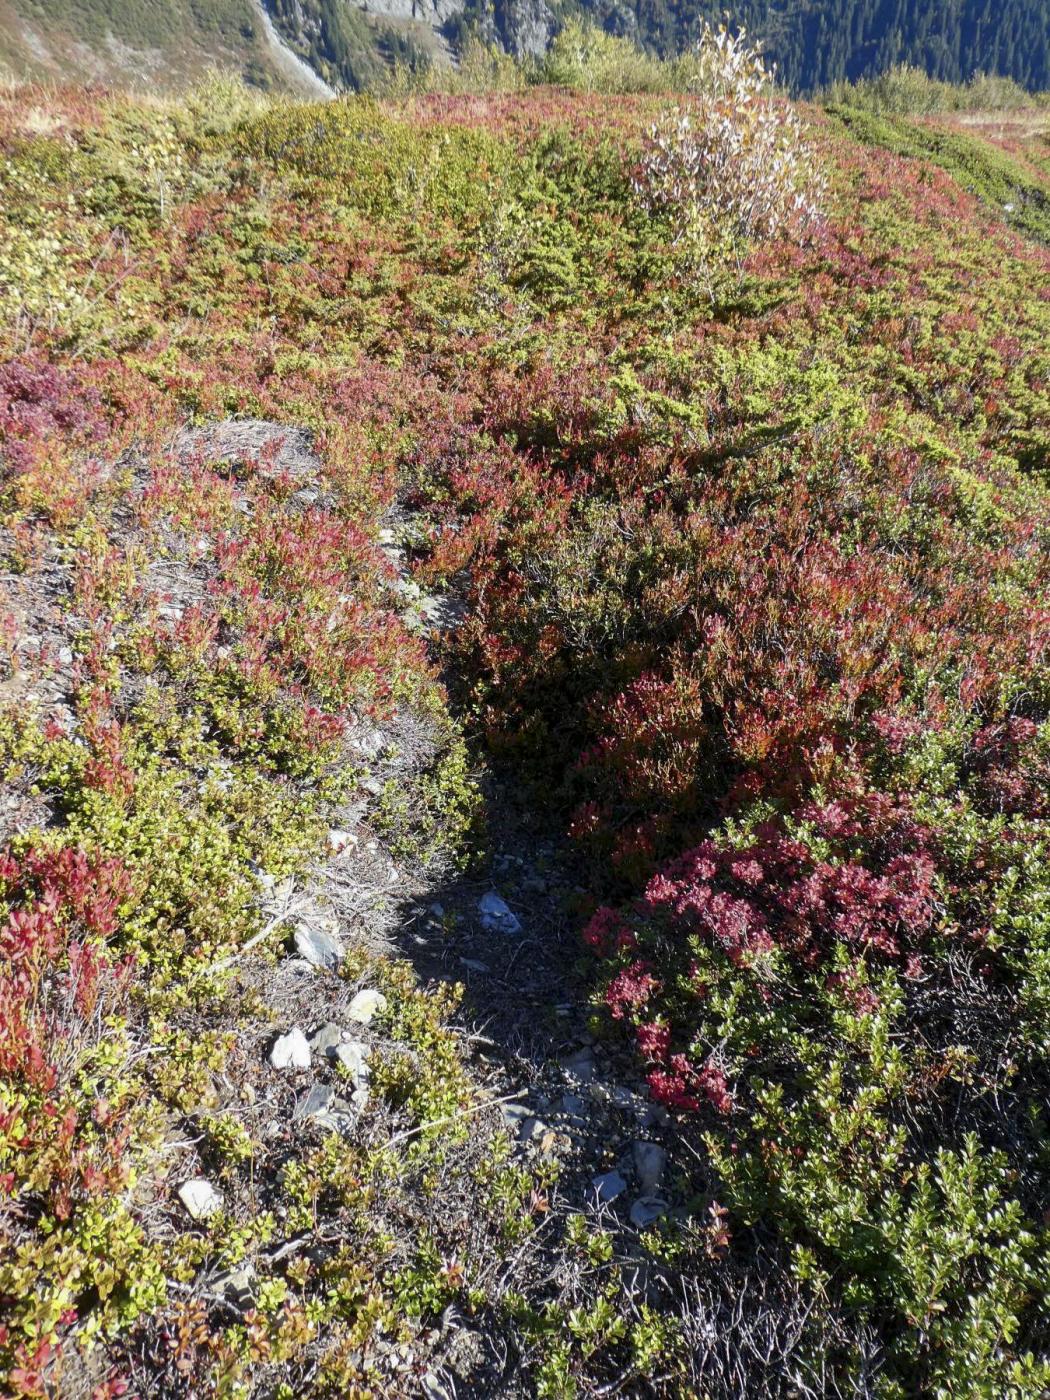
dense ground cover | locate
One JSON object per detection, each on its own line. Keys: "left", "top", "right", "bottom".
{"left": 0, "top": 62, "right": 1048, "bottom": 1397}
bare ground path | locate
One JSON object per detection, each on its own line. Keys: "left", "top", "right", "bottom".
{"left": 123, "top": 420, "right": 687, "bottom": 1397}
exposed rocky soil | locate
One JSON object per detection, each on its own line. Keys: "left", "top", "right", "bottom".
{"left": 123, "top": 421, "right": 684, "bottom": 1395}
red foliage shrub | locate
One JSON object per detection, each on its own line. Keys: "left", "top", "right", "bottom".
{"left": 968, "top": 717, "right": 1049, "bottom": 818}
{"left": 636, "top": 792, "right": 939, "bottom": 971}
{"left": 0, "top": 355, "right": 105, "bottom": 473}
{"left": 0, "top": 846, "right": 136, "bottom": 1219}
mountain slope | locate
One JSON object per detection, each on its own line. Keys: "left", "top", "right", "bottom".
{"left": 262, "top": 0, "right": 1050, "bottom": 96}
{"left": 0, "top": 0, "right": 330, "bottom": 92}
{"left": 2, "top": 0, "right": 1048, "bottom": 96}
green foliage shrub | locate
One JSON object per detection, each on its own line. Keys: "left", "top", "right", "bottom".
{"left": 536, "top": 19, "right": 687, "bottom": 94}
{"left": 824, "top": 62, "right": 1045, "bottom": 115}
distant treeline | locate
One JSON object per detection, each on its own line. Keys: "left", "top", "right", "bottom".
{"left": 561, "top": 0, "right": 1050, "bottom": 94}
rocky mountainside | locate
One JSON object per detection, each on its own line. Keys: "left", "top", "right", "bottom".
{"left": 0, "top": 0, "right": 330, "bottom": 94}
{"left": 2, "top": 0, "right": 1048, "bottom": 94}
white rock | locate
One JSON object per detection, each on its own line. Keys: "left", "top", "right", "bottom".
{"left": 327, "top": 829, "right": 356, "bottom": 854}
{"left": 270, "top": 1028, "right": 311, "bottom": 1070}
{"left": 347, "top": 989, "right": 387, "bottom": 1025}
{"left": 350, "top": 726, "right": 387, "bottom": 759}
{"left": 592, "top": 1170, "right": 627, "bottom": 1204}
{"left": 478, "top": 891, "right": 522, "bottom": 936}
{"left": 333, "top": 1039, "right": 370, "bottom": 1088}
{"left": 294, "top": 921, "right": 344, "bottom": 971}
{"left": 460, "top": 957, "right": 490, "bottom": 973}
{"left": 178, "top": 1178, "right": 223, "bottom": 1220}
{"left": 632, "top": 1140, "right": 667, "bottom": 1194}
{"left": 630, "top": 1196, "right": 667, "bottom": 1228}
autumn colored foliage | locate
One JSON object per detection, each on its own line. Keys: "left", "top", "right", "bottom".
{"left": 0, "top": 54, "right": 1048, "bottom": 1398}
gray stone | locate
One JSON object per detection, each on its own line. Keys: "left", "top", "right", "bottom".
{"left": 592, "top": 1170, "right": 627, "bottom": 1204}
{"left": 417, "top": 593, "right": 466, "bottom": 633}
{"left": 214, "top": 1266, "right": 255, "bottom": 1309}
{"left": 501, "top": 1101, "right": 532, "bottom": 1133}
{"left": 294, "top": 921, "right": 343, "bottom": 971}
{"left": 478, "top": 891, "right": 522, "bottom": 936}
{"left": 309, "top": 1022, "right": 347, "bottom": 1057}
{"left": 178, "top": 1178, "right": 223, "bottom": 1220}
{"left": 642, "top": 1103, "right": 671, "bottom": 1130}
{"left": 295, "top": 1083, "right": 355, "bottom": 1133}
{"left": 421, "top": 1373, "right": 452, "bottom": 1400}
{"left": 283, "top": 957, "right": 317, "bottom": 975}
{"left": 559, "top": 1047, "right": 597, "bottom": 1084}
{"left": 560, "top": 1093, "right": 587, "bottom": 1122}
{"left": 347, "top": 989, "right": 387, "bottom": 1025}
{"left": 327, "top": 829, "right": 356, "bottom": 854}
{"left": 520, "top": 1115, "right": 548, "bottom": 1143}
{"left": 460, "top": 957, "right": 489, "bottom": 973}
{"left": 632, "top": 1141, "right": 667, "bottom": 1194}
{"left": 629, "top": 1196, "right": 668, "bottom": 1228}
{"left": 593, "top": 1082, "right": 649, "bottom": 1117}
{"left": 269, "top": 1027, "right": 311, "bottom": 1070}
{"left": 295, "top": 1083, "right": 334, "bottom": 1120}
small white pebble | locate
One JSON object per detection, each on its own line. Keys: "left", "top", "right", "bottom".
{"left": 178, "top": 1178, "right": 223, "bottom": 1220}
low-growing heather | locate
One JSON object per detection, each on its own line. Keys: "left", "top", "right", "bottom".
{"left": 0, "top": 56, "right": 1047, "bottom": 1398}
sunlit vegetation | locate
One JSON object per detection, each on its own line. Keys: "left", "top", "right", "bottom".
{"left": 0, "top": 34, "right": 1048, "bottom": 1396}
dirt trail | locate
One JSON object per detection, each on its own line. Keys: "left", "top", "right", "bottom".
{"left": 117, "top": 420, "right": 682, "bottom": 1395}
